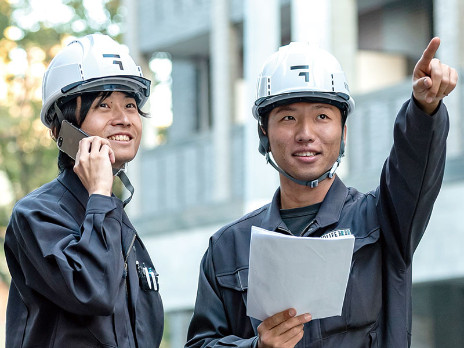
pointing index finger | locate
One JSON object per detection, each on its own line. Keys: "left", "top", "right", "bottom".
{"left": 418, "top": 37, "right": 440, "bottom": 68}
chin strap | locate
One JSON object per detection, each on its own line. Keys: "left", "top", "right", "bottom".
{"left": 113, "top": 166, "right": 134, "bottom": 207}
{"left": 264, "top": 127, "right": 346, "bottom": 188}
{"left": 54, "top": 102, "right": 65, "bottom": 124}
{"left": 265, "top": 152, "right": 342, "bottom": 188}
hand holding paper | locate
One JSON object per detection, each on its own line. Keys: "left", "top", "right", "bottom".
{"left": 257, "top": 308, "right": 311, "bottom": 348}
{"left": 247, "top": 226, "right": 355, "bottom": 321}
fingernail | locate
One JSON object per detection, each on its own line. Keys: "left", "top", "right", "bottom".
{"left": 288, "top": 308, "right": 296, "bottom": 316}
{"left": 304, "top": 314, "right": 312, "bottom": 321}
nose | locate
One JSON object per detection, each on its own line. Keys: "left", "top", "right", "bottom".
{"left": 112, "top": 105, "right": 131, "bottom": 126}
{"left": 295, "top": 119, "right": 314, "bottom": 143}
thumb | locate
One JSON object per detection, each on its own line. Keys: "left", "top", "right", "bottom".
{"left": 414, "top": 76, "right": 432, "bottom": 93}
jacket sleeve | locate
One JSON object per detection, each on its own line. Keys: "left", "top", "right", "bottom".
{"left": 186, "top": 240, "right": 258, "bottom": 348}
{"left": 377, "top": 96, "right": 449, "bottom": 266}
{"left": 7, "top": 193, "right": 125, "bottom": 316}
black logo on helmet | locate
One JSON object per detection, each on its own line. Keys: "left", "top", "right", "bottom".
{"left": 290, "top": 65, "right": 310, "bottom": 82}
{"left": 103, "top": 54, "right": 124, "bottom": 70}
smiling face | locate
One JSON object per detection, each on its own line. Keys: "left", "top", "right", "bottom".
{"left": 265, "top": 102, "right": 345, "bottom": 184}
{"left": 80, "top": 91, "right": 142, "bottom": 169}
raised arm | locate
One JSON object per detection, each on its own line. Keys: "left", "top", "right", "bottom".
{"left": 377, "top": 37, "right": 457, "bottom": 265}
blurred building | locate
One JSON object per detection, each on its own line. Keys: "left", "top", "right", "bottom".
{"left": 124, "top": 0, "right": 464, "bottom": 346}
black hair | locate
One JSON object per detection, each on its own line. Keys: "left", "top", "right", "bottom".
{"left": 48, "top": 91, "right": 148, "bottom": 173}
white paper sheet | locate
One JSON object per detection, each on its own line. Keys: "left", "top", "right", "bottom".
{"left": 246, "top": 226, "right": 355, "bottom": 321}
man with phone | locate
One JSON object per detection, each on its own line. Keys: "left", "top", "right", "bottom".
{"left": 4, "top": 34, "right": 163, "bottom": 347}
{"left": 186, "top": 38, "right": 457, "bottom": 347}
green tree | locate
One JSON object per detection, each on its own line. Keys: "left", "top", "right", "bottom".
{"left": 0, "top": 0, "right": 122, "bottom": 283}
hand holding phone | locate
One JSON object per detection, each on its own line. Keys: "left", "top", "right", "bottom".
{"left": 57, "top": 121, "right": 124, "bottom": 176}
{"left": 57, "top": 120, "right": 115, "bottom": 196}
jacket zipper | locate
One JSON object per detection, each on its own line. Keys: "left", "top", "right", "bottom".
{"left": 123, "top": 233, "right": 137, "bottom": 346}
{"left": 124, "top": 233, "right": 137, "bottom": 271}
{"left": 124, "top": 233, "right": 137, "bottom": 295}
{"left": 123, "top": 233, "right": 137, "bottom": 308}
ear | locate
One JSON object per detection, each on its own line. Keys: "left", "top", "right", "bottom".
{"left": 343, "top": 124, "right": 347, "bottom": 144}
{"left": 257, "top": 123, "right": 270, "bottom": 155}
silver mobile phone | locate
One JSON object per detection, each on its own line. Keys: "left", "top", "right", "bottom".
{"left": 56, "top": 120, "right": 124, "bottom": 176}
{"left": 56, "top": 120, "right": 89, "bottom": 160}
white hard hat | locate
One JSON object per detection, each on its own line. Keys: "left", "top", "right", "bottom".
{"left": 253, "top": 42, "right": 354, "bottom": 188}
{"left": 252, "top": 42, "right": 355, "bottom": 120}
{"left": 40, "top": 34, "right": 151, "bottom": 128}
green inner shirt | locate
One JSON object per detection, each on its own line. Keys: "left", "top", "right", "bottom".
{"left": 280, "top": 202, "right": 322, "bottom": 236}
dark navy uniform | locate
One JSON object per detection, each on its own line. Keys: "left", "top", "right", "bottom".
{"left": 5, "top": 169, "right": 163, "bottom": 348}
{"left": 186, "top": 98, "right": 449, "bottom": 347}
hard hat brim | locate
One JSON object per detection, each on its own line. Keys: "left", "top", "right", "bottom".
{"left": 252, "top": 91, "right": 354, "bottom": 120}
{"left": 41, "top": 75, "right": 151, "bottom": 128}
{"left": 61, "top": 75, "right": 151, "bottom": 104}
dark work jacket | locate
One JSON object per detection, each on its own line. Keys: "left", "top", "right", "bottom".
{"left": 5, "top": 169, "right": 163, "bottom": 348}
{"left": 186, "top": 98, "right": 449, "bottom": 348}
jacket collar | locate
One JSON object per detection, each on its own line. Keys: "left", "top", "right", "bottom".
{"left": 314, "top": 176, "right": 348, "bottom": 228}
{"left": 261, "top": 188, "right": 286, "bottom": 232}
{"left": 56, "top": 169, "right": 132, "bottom": 220}
{"left": 261, "top": 176, "right": 349, "bottom": 232}
{"left": 57, "top": 169, "right": 89, "bottom": 209}
{"left": 57, "top": 168, "right": 137, "bottom": 235}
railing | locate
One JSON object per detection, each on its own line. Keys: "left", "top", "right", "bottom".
{"left": 134, "top": 126, "right": 245, "bottom": 233}
{"left": 345, "top": 81, "right": 412, "bottom": 191}
{"left": 346, "top": 77, "right": 464, "bottom": 192}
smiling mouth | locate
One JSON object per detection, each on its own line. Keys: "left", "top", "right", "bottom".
{"left": 294, "top": 151, "right": 317, "bottom": 157}
{"left": 108, "top": 135, "right": 131, "bottom": 141}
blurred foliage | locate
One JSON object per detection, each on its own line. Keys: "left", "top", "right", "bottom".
{"left": 0, "top": 3, "right": 172, "bottom": 347}
{"left": 0, "top": 0, "right": 123, "bottom": 284}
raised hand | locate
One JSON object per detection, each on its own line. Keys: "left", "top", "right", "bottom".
{"left": 412, "top": 37, "right": 458, "bottom": 115}
{"left": 74, "top": 136, "right": 115, "bottom": 196}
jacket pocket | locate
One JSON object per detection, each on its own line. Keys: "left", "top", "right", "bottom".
{"left": 216, "top": 267, "right": 249, "bottom": 291}
{"left": 353, "top": 228, "right": 380, "bottom": 254}
{"left": 346, "top": 228, "right": 382, "bottom": 328}
{"left": 217, "top": 267, "right": 249, "bottom": 310}
{"left": 216, "top": 267, "right": 257, "bottom": 336}
{"left": 51, "top": 312, "right": 118, "bottom": 347}
{"left": 320, "top": 228, "right": 381, "bottom": 338}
